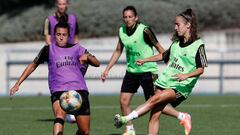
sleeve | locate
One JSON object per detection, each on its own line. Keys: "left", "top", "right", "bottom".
{"left": 195, "top": 44, "right": 208, "bottom": 68}
{"left": 80, "top": 50, "right": 90, "bottom": 76}
{"left": 33, "top": 46, "right": 49, "bottom": 65}
{"left": 143, "top": 27, "right": 159, "bottom": 47}
{"left": 84, "top": 50, "right": 95, "bottom": 57}
{"left": 43, "top": 18, "right": 50, "bottom": 36}
{"left": 163, "top": 48, "right": 170, "bottom": 64}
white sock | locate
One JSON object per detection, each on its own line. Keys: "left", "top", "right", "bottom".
{"left": 177, "top": 112, "right": 185, "bottom": 120}
{"left": 126, "top": 124, "right": 134, "bottom": 131}
{"left": 126, "top": 110, "right": 138, "bottom": 121}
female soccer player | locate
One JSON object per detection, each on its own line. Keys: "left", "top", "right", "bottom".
{"left": 43, "top": 0, "right": 79, "bottom": 45}
{"left": 10, "top": 22, "right": 100, "bottom": 135}
{"left": 101, "top": 5, "right": 165, "bottom": 135}
{"left": 114, "top": 8, "right": 208, "bottom": 135}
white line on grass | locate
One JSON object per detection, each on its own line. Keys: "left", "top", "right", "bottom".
{"left": 0, "top": 104, "right": 240, "bottom": 111}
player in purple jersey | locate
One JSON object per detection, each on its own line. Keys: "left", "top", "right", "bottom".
{"left": 10, "top": 22, "right": 100, "bottom": 135}
{"left": 43, "top": 0, "right": 80, "bottom": 123}
{"left": 43, "top": 0, "right": 79, "bottom": 45}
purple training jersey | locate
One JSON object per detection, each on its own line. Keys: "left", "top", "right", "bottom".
{"left": 48, "top": 14, "right": 77, "bottom": 44}
{"left": 48, "top": 43, "right": 88, "bottom": 94}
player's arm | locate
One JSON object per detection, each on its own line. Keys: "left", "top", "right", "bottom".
{"left": 173, "top": 67, "right": 204, "bottom": 82}
{"left": 73, "top": 20, "right": 79, "bottom": 44}
{"left": 73, "top": 35, "right": 79, "bottom": 44}
{"left": 9, "top": 62, "right": 39, "bottom": 96}
{"left": 43, "top": 18, "right": 51, "bottom": 45}
{"left": 136, "top": 27, "right": 165, "bottom": 65}
{"left": 135, "top": 53, "right": 163, "bottom": 66}
{"left": 87, "top": 54, "right": 100, "bottom": 67}
{"left": 101, "top": 40, "right": 124, "bottom": 81}
{"left": 80, "top": 51, "right": 100, "bottom": 67}
{"left": 10, "top": 46, "right": 48, "bottom": 96}
{"left": 45, "top": 35, "right": 51, "bottom": 45}
{"left": 144, "top": 27, "right": 165, "bottom": 53}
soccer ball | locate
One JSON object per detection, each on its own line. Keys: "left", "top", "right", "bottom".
{"left": 60, "top": 90, "right": 82, "bottom": 113}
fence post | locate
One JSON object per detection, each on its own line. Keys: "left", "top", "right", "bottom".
{"left": 6, "top": 51, "right": 10, "bottom": 95}
{"left": 219, "top": 62, "right": 224, "bottom": 95}
{"left": 219, "top": 49, "right": 225, "bottom": 95}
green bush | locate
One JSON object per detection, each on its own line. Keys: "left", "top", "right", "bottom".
{"left": 0, "top": 0, "right": 239, "bottom": 42}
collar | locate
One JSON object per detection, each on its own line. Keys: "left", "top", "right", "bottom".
{"left": 126, "top": 22, "right": 140, "bottom": 36}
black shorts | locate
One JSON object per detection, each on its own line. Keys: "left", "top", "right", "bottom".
{"left": 155, "top": 86, "right": 186, "bottom": 107}
{"left": 51, "top": 90, "right": 90, "bottom": 115}
{"left": 121, "top": 71, "right": 158, "bottom": 100}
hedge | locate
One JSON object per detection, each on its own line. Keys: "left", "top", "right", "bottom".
{"left": 0, "top": 0, "right": 239, "bottom": 42}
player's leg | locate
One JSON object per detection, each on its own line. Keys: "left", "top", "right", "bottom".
{"left": 114, "top": 89, "right": 176, "bottom": 128}
{"left": 120, "top": 92, "right": 135, "bottom": 135}
{"left": 51, "top": 91, "right": 66, "bottom": 135}
{"left": 162, "top": 92, "right": 191, "bottom": 135}
{"left": 140, "top": 72, "right": 160, "bottom": 135}
{"left": 162, "top": 104, "right": 179, "bottom": 117}
{"left": 75, "top": 90, "right": 91, "bottom": 135}
{"left": 120, "top": 72, "right": 140, "bottom": 135}
{"left": 147, "top": 105, "right": 163, "bottom": 135}
{"left": 147, "top": 91, "right": 163, "bottom": 135}
{"left": 145, "top": 88, "right": 191, "bottom": 135}
{"left": 75, "top": 115, "right": 90, "bottom": 135}
{"left": 140, "top": 72, "right": 156, "bottom": 100}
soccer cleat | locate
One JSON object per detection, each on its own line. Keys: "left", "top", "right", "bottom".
{"left": 114, "top": 114, "right": 128, "bottom": 128}
{"left": 180, "top": 113, "right": 192, "bottom": 135}
{"left": 122, "top": 130, "right": 136, "bottom": 135}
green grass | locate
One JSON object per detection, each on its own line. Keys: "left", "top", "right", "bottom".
{"left": 0, "top": 95, "right": 240, "bottom": 135}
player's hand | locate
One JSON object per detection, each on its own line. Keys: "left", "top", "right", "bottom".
{"left": 101, "top": 70, "right": 109, "bottom": 82}
{"left": 172, "top": 74, "right": 188, "bottom": 82}
{"left": 135, "top": 59, "right": 145, "bottom": 66}
{"left": 79, "top": 54, "right": 88, "bottom": 64}
{"left": 9, "top": 85, "right": 19, "bottom": 98}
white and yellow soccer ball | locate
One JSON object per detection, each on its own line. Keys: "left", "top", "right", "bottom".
{"left": 60, "top": 90, "right": 82, "bottom": 113}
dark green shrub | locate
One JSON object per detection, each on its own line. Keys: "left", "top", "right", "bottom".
{"left": 0, "top": 0, "right": 239, "bottom": 42}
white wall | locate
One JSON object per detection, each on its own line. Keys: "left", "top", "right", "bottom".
{"left": 1, "top": 30, "right": 240, "bottom": 96}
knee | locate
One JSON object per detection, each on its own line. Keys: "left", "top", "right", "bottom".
{"left": 150, "top": 112, "right": 161, "bottom": 121}
{"left": 55, "top": 111, "right": 65, "bottom": 119}
{"left": 147, "top": 97, "right": 159, "bottom": 107}
{"left": 149, "top": 93, "right": 163, "bottom": 105}
{"left": 120, "top": 98, "right": 130, "bottom": 107}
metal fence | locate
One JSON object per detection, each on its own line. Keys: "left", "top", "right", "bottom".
{"left": 6, "top": 48, "right": 240, "bottom": 95}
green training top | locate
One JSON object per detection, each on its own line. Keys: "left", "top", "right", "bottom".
{"left": 154, "top": 39, "right": 204, "bottom": 98}
{"left": 119, "top": 23, "right": 158, "bottom": 74}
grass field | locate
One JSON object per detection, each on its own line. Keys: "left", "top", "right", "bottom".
{"left": 0, "top": 95, "right": 240, "bottom": 135}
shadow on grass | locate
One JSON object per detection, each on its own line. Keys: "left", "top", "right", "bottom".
{"left": 36, "top": 118, "right": 54, "bottom": 122}
{"left": 108, "top": 133, "right": 146, "bottom": 135}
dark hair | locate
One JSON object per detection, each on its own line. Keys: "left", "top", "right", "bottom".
{"left": 122, "top": 5, "right": 137, "bottom": 16}
{"left": 55, "top": 0, "right": 69, "bottom": 4}
{"left": 54, "top": 22, "right": 70, "bottom": 35}
{"left": 172, "top": 8, "right": 198, "bottom": 42}
{"left": 59, "top": 15, "right": 68, "bottom": 23}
